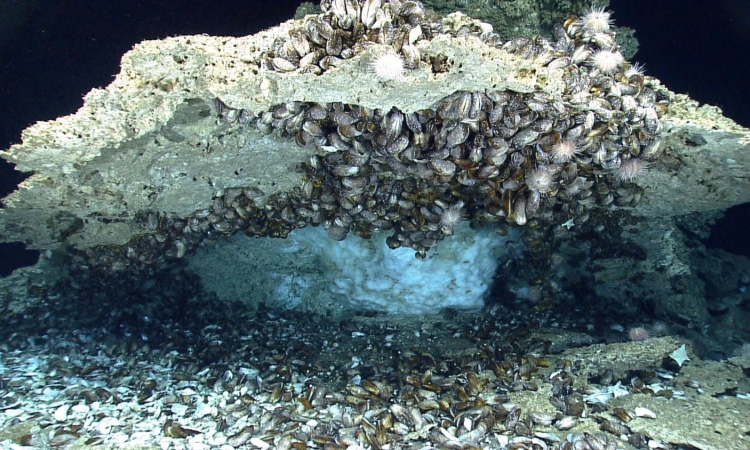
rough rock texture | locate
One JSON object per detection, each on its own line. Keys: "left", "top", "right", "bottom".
{"left": 0, "top": 18, "right": 569, "bottom": 251}
{"left": 2, "top": 12, "right": 748, "bottom": 254}
{"left": 636, "top": 95, "right": 750, "bottom": 218}
{"left": 609, "top": 345, "right": 750, "bottom": 450}
{"left": 556, "top": 336, "right": 684, "bottom": 382}
{"left": 422, "top": 0, "right": 640, "bottom": 59}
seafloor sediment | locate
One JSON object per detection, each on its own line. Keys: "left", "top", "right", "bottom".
{"left": 0, "top": 292, "right": 748, "bottom": 450}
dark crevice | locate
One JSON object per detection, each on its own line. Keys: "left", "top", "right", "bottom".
{"left": 0, "top": 242, "right": 40, "bottom": 277}
{"left": 706, "top": 202, "right": 750, "bottom": 258}
{"left": 0, "top": 160, "right": 31, "bottom": 202}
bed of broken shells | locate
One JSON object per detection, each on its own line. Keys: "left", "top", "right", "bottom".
{"left": 0, "top": 283, "right": 697, "bottom": 450}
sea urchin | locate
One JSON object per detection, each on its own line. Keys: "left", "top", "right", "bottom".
{"left": 581, "top": 6, "right": 613, "bottom": 32}
{"left": 371, "top": 48, "right": 405, "bottom": 82}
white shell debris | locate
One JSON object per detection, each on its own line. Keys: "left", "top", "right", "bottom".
{"left": 97, "top": 416, "right": 121, "bottom": 435}
{"left": 583, "top": 381, "right": 630, "bottom": 404}
{"left": 171, "top": 403, "right": 189, "bottom": 416}
{"left": 495, "top": 433, "right": 510, "bottom": 446}
{"left": 194, "top": 401, "right": 216, "bottom": 418}
{"left": 53, "top": 403, "right": 70, "bottom": 422}
{"left": 635, "top": 407, "right": 657, "bottom": 419}
{"left": 250, "top": 437, "right": 271, "bottom": 449}
{"left": 670, "top": 344, "right": 690, "bottom": 367}
{"left": 71, "top": 403, "right": 91, "bottom": 414}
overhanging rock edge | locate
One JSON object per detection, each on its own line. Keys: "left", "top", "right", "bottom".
{"left": 0, "top": 12, "right": 748, "bottom": 255}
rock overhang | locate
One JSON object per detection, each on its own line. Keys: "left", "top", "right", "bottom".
{"left": 0, "top": 0, "right": 748, "bottom": 270}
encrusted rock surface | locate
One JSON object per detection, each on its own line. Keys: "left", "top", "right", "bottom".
{"left": 0, "top": 16, "right": 562, "bottom": 251}
{"left": 1, "top": 6, "right": 748, "bottom": 254}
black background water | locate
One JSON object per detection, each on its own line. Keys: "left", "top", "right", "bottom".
{"left": 1, "top": 0, "right": 749, "bottom": 274}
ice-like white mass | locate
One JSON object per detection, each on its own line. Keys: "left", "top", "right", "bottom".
{"left": 288, "top": 223, "right": 514, "bottom": 314}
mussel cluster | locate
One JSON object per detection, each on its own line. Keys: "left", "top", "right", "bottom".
{"left": 1, "top": 287, "right": 669, "bottom": 449}
{"left": 267, "top": 0, "right": 431, "bottom": 75}
{"left": 70, "top": 0, "right": 668, "bottom": 277}
{"left": 206, "top": 1, "right": 666, "bottom": 255}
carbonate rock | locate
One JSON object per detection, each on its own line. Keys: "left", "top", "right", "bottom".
{"left": 1, "top": 0, "right": 749, "bottom": 318}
